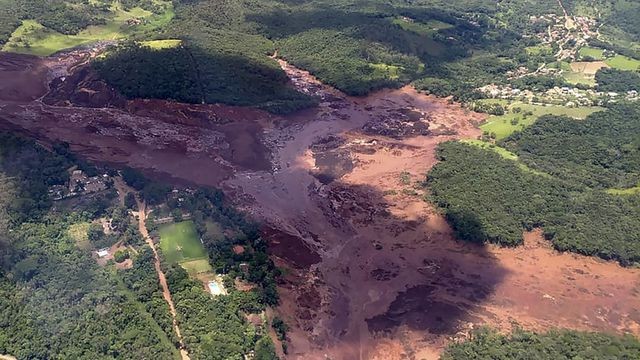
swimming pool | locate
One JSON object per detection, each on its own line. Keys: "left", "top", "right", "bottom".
{"left": 208, "top": 281, "right": 223, "bottom": 296}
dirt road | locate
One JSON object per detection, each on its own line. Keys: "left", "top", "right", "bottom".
{"left": 114, "top": 177, "right": 191, "bottom": 360}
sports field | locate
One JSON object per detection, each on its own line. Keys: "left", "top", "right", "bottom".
{"left": 159, "top": 221, "right": 207, "bottom": 264}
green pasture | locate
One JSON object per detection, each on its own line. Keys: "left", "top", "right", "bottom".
{"left": 605, "top": 55, "right": 640, "bottom": 71}
{"left": 480, "top": 102, "right": 603, "bottom": 140}
{"left": 180, "top": 259, "right": 213, "bottom": 275}
{"left": 2, "top": 1, "right": 174, "bottom": 56}
{"left": 578, "top": 46, "right": 604, "bottom": 60}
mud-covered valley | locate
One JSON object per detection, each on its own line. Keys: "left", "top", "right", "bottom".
{"left": 1, "top": 49, "right": 639, "bottom": 360}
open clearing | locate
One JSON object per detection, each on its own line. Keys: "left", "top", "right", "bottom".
{"left": 392, "top": 17, "right": 453, "bottom": 36}
{"left": 578, "top": 46, "right": 604, "bottom": 60}
{"left": 605, "top": 55, "right": 640, "bottom": 71}
{"left": 1, "top": 2, "right": 174, "bottom": 56}
{"left": 569, "top": 61, "right": 609, "bottom": 75}
{"left": 159, "top": 221, "right": 206, "bottom": 264}
{"left": 480, "top": 102, "right": 603, "bottom": 139}
{"left": 68, "top": 222, "right": 91, "bottom": 250}
{"left": 180, "top": 259, "right": 213, "bottom": 275}
{"left": 461, "top": 139, "right": 551, "bottom": 177}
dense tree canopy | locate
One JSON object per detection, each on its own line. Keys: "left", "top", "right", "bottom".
{"left": 442, "top": 328, "right": 640, "bottom": 360}
{"left": 427, "top": 140, "right": 640, "bottom": 265}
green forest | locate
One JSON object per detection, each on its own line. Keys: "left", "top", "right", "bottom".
{"left": 0, "top": 132, "right": 281, "bottom": 360}
{"left": 426, "top": 103, "right": 640, "bottom": 265}
{"left": 442, "top": 328, "right": 640, "bottom": 360}
{"left": 3, "top": 0, "right": 640, "bottom": 106}
{"left": 0, "top": 133, "right": 179, "bottom": 359}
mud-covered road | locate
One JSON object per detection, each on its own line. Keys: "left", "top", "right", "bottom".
{"left": 1, "top": 50, "right": 639, "bottom": 360}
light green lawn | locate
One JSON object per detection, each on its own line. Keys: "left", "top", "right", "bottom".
{"left": 159, "top": 221, "right": 207, "bottom": 264}
{"left": 2, "top": 1, "right": 174, "bottom": 56}
{"left": 180, "top": 259, "right": 213, "bottom": 275}
{"left": 392, "top": 17, "right": 453, "bottom": 36}
{"left": 578, "top": 46, "right": 604, "bottom": 60}
{"left": 479, "top": 102, "right": 603, "bottom": 140}
{"left": 605, "top": 55, "right": 640, "bottom": 71}
{"left": 68, "top": 222, "right": 91, "bottom": 250}
{"left": 563, "top": 70, "right": 596, "bottom": 86}
{"left": 461, "top": 139, "right": 549, "bottom": 177}
{"left": 142, "top": 39, "right": 182, "bottom": 49}
{"left": 369, "top": 63, "right": 402, "bottom": 80}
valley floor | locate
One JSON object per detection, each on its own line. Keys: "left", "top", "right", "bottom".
{"left": 0, "top": 49, "right": 638, "bottom": 360}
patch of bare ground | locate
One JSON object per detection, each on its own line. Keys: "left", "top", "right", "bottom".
{"left": 1, "top": 49, "right": 639, "bottom": 360}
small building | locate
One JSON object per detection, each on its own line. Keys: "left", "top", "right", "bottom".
{"left": 97, "top": 248, "right": 110, "bottom": 258}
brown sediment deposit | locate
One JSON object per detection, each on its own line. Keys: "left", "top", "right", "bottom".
{"left": 0, "top": 51, "right": 273, "bottom": 186}
{"left": 1, "top": 49, "right": 639, "bottom": 360}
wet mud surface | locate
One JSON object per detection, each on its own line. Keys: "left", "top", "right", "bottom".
{"left": 1, "top": 50, "right": 639, "bottom": 360}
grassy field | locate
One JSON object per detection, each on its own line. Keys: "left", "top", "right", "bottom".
{"left": 142, "top": 39, "right": 182, "bottom": 49}
{"left": 2, "top": 1, "right": 174, "bottom": 56}
{"left": 480, "top": 102, "right": 603, "bottom": 140}
{"left": 68, "top": 222, "right": 91, "bottom": 250}
{"left": 461, "top": 139, "right": 549, "bottom": 176}
{"left": 159, "top": 221, "right": 207, "bottom": 264}
{"left": 605, "top": 55, "right": 640, "bottom": 71}
{"left": 578, "top": 46, "right": 604, "bottom": 60}
{"left": 180, "top": 259, "right": 213, "bottom": 275}
{"left": 392, "top": 17, "right": 453, "bottom": 36}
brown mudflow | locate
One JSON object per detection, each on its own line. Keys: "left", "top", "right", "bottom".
{"left": 0, "top": 50, "right": 639, "bottom": 360}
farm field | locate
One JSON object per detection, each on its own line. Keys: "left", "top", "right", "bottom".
{"left": 480, "top": 101, "right": 604, "bottom": 139}
{"left": 605, "top": 55, "right": 640, "bottom": 70}
{"left": 159, "top": 221, "right": 207, "bottom": 264}
{"left": 1, "top": 2, "right": 174, "bottom": 56}
{"left": 578, "top": 46, "right": 604, "bottom": 60}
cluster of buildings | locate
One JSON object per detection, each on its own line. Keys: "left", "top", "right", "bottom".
{"left": 49, "top": 169, "right": 111, "bottom": 200}
{"left": 478, "top": 84, "right": 639, "bottom": 107}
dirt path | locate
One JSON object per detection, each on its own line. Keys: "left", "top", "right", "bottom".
{"left": 136, "top": 201, "right": 191, "bottom": 360}
{"left": 115, "top": 177, "right": 191, "bottom": 360}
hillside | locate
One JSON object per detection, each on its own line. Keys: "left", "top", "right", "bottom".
{"left": 0, "top": 0, "right": 640, "bottom": 359}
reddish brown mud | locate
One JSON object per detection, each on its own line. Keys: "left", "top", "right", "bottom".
{"left": 0, "top": 50, "right": 638, "bottom": 360}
